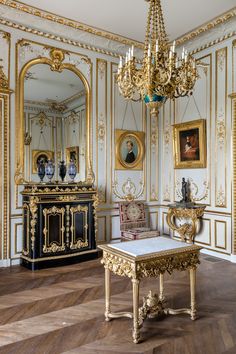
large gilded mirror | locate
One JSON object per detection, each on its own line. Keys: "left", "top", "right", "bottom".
{"left": 15, "top": 48, "right": 93, "bottom": 185}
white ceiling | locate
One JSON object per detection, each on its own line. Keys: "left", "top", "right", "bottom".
{"left": 17, "top": 0, "right": 236, "bottom": 42}
{"left": 24, "top": 64, "right": 84, "bottom": 102}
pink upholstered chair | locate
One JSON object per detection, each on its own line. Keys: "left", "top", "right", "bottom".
{"left": 119, "top": 201, "right": 160, "bottom": 241}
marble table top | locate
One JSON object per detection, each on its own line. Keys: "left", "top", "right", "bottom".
{"left": 103, "top": 236, "right": 200, "bottom": 258}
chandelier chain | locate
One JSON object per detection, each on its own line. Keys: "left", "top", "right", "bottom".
{"left": 117, "top": 0, "right": 198, "bottom": 110}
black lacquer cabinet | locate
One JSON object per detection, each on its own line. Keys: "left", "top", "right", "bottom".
{"left": 21, "top": 183, "right": 99, "bottom": 270}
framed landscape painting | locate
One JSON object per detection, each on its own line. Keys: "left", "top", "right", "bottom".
{"left": 173, "top": 119, "right": 206, "bottom": 169}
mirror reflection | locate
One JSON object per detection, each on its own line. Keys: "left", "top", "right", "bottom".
{"left": 24, "top": 64, "right": 87, "bottom": 182}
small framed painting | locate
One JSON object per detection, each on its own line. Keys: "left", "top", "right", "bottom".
{"left": 66, "top": 146, "right": 79, "bottom": 172}
{"left": 115, "top": 130, "right": 145, "bottom": 170}
{"left": 173, "top": 119, "right": 206, "bottom": 169}
{"left": 32, "top": 150, "right": 53, "bottom": 173}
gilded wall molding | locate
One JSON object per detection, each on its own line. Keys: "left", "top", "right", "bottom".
{"left": 176, "top": 7, "right": 236, "bottom": 46}
{"left": 0, "top": 0, "right": 235, "bottom": 51}
{"left": 96, "top": 59, "right": 107, "bottom": 204}
{"left": 112, "top": 178, "right": 144, "bottom": 202}
{"left": 0, "top": 0, "right": 144, "bottom": 49}
{"left": 215, "top": 47, "right": 227, "bottom": 208}
{"left": 229, "top": 93, "right": 236, "bottom": 254}
{"left": 150, "top": 111, "right": 159, "bottom": 201}
{"left": 0, "top": 30, "right": 11, "bottom": 260}
{"left": 0, "top": 10, "right": 235, "bottom": 62}
{"left": 0, "top": 17, "right": 122, "bottom": 59}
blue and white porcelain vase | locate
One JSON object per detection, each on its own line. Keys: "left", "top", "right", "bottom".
{"left": 68, "top": 160, "right": 77, "bottom": 182}
{"left": 37, "top": 159, "right": 45, "bottom": 182}
{"left": 45, "top": 159, "right": 55, "bottom": 182}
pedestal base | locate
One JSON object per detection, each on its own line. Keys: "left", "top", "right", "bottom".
{"left": 21, "top": 249, "right": 101, "bottom": 270}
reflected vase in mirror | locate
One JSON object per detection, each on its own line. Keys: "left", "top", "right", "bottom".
{"left": 37, "top": 159, "right": 45, "bottom": 182}
{"left": 45, "top": 159, "right": 55, "bottom": 183}
{"left": 59, "top": 161, "right": 67, "bottom": 182}
{"left": 68, "top": 160, "right": 77, "bottom": 182}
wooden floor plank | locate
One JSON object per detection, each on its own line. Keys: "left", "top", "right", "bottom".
{"left": 0, "top": 255, "right": 234, "bottom": 353}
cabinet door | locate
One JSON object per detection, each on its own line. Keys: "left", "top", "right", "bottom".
{"left": 69, "top": 204, "right": 89, "bottom": 251}
{"left": 41, "top": 205, "right": 66, "bottom": 255}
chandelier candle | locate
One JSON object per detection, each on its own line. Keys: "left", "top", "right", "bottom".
{"left": 117, "top": 0, "right": 198, "bottom": 111}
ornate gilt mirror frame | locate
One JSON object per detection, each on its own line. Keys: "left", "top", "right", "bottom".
{"left": 15, "top": 47, "right": 94, "bottom": 185}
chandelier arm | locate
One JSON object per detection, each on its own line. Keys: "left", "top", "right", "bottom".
{"left": 117, "top": 0, "right": 198, "bottom": 104}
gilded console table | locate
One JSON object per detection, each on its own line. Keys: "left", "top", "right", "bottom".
{"left": 99, "top": 237, "right": 201, "bottom": 344}
{"left": 21, "top": 183, "right": 99, "bottom": 270}
{"left": 166, "top": 204, "right": 206, "bottom": 243}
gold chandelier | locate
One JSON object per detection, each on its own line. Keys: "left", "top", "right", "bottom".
{"left": 117, "top": 0, "right": 198, "bottom": 110}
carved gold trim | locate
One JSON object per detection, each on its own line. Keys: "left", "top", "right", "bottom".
{"left": 22, "top": 184, "right": 96, "bottom": 195}
{"left": 43, "top": 206, "right": 65, "bottom": 253}
{"left": 22, "top": 203, "right": 30, "bottom": 256}
{"left": 230, "top": 94, "right": 236, "bottom": 254}
{"left": 0, "top": 31, "right": 11, "bottom": 259}
{"left": 15, "top": 43, "right": 94, "bottom": 185}
{"left": 96, "top": 59, "right": 107, "bottom": 204}
{"left": 29, "top": 196, "right": 39, "bottom": 251}
{"left": 0, "top": 0, "right": 235, "bottom": 52}
{"left": 176, "top": 7, "right": 236, "bottom": 46}
{"left": 21, "top": 248, "right": 98, "bottom": 262}
{"left": 215, "top": 47, "right": 227, "bottom": 208}
{"left": 93, "top": 194, "right": 99, "bottom": 241}
{"left": 166, "top": 206, "right": 206, "bottom": 243}
{"left": 70, "top": 205, "right": 88, "bottom": 250}
{"left": 0, "top": 0, "right": 143, "bottom": 49}
{"left": 100, "top": 246, "right": 201, "bottom": 279}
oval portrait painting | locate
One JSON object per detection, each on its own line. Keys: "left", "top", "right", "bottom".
{"left": 115, "top": 130, "right": 145, "bottom": 170}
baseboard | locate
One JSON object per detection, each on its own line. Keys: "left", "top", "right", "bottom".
{"left": 0, "top": 259, "right": 11, "bottom": 268}
{"left": 230, "top": 254, "right": 236, "bottom": 263}
{"left": 200, "top": 248, "right": 231, "bottom": 262}
{"left": 11, "top": 259, "right": 20, "bottom": 266}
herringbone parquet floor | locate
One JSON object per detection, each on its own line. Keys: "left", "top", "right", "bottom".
{"left": 0, "top": 254, "right": 235, "bottom": 354}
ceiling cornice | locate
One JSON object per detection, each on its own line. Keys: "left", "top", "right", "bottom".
{"left": 0, "top": 0, "right": 235, "bottom": 49}
{"left": 0, "top": 0, "right": 144, "bottom": 48}
{"left": 176, "top": 6, "right": 236, "bottom": 46}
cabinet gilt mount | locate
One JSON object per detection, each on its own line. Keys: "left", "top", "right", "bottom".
{"left": 21, "top": 183, "right": 99, "bottom": 270}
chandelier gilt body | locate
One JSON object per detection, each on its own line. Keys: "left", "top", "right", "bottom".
{"left": 117, "top": 0, "right": 198, "bottom": 110}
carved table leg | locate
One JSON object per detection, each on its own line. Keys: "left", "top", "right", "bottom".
{"left": 159, "top": 273, "right": 164, "bottom": 301}
{"left": 132, "top": 278, "right": 140, "bottom": 344}
{"left": 189, "top": 267, "right": 197, "bottom": 320}
{"left": 105, "top": 266, "right": 111, "bottom": 321}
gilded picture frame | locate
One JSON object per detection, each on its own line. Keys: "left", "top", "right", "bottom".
{"left": 32, "top": 150, "right": 54, "bottom": 174}
{"left": 173, "top": 119, "right": 207, "bottom": 169}
{"left": 115, "top": 129, "right": 145, "bottom": 170}
{"left": 66, "top": 146, "right": 79, "bottom": 172}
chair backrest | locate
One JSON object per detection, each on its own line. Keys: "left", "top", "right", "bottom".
{"left": 119, "top": 201, "right": 147, "bottom": 231}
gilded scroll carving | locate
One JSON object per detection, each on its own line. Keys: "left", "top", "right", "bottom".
{"left": 101, "top": 250, "right": 200, "bottom": 280}
{"left": 70, "top": 205, "right": 89, "bottom": 250}
{"left": 29, "top": 196, "right": 39, "bottom": 251}
{"left": 112, "top": 178, "right": 144, "bottom": 201}
{"left": 43, "top": 206, "right": 65, "bottom": 253}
